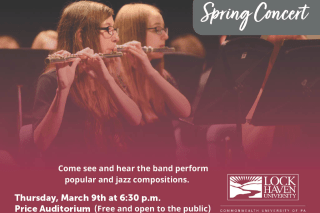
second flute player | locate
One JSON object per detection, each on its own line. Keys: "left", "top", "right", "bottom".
{"left": 32, "top": 1, "right": 142, "bottom": 167}
{"left": 115, "top": 3, "right": 191, "bottom": 165}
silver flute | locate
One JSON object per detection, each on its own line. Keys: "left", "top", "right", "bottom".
{"left": 117, "top": 45, "right": 175, "bottom": 53}
{"left": 45, "top": 52, "right": 123, "bottom": 64}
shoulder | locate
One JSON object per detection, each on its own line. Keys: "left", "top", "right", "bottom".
{"left": 37, "top": 70, "right": 57, "bottom": 87}
{"left": 35, "top": 70, "right": 58, "bottom": 97}
{"left": 39, "top": 70, "right": 57, "bottom": 81}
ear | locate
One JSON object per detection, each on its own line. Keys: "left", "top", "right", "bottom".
{"left": 76, "top": 29, "right": 82, "bottom": 43}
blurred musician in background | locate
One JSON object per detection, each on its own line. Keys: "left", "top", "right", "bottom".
{"left": 31, "top": 30, "right": 58, "bottom": 50}
{"left": 0, "top": 35, "right": 20, "bottom": 49}
{"left": 115, "top": 3, "right": 191, "bottom": 164}
{"left": 32, "top": 1, "right": 141, "bottom": 167}
{"left": 170, "top": 34, "right": 206, "bottom": 59}
{"left": 31, "top": 30, "right": 59, "bottom": 74}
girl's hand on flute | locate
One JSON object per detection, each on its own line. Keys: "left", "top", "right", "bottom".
{"left": 102, "top": 46, "right": 123, "bottom": 76}
{"left": 78, "top": 48, "right": 114, "bottom": 82}
{"left": 54, "top": 50, "right": 81, "bottom": 91}
{"left": 123, "top": 41, "right": 154, "bottom": 76}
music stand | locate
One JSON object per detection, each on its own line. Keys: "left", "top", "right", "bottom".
{"left": 164, "top": 52, "right": 206, "bottom": 104}
{"left": 191, "top": 37, "right": 274, "bottom": 166}
{"left": 226, "top": 35, "right": 261, "bottom": 41}
{"left": 0, "top": 49, "right": 49, "bottom": 151}
{"left": 251, "top": 39, "right": 320, "bottom": 126}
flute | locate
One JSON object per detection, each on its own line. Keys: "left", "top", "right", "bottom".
{"left": 45, "top": 52, "right": 123, "bottom": 64}
{"left": 117, "top": 45, "right": 175, "bottom": 53}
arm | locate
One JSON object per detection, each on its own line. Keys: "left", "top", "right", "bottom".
{"left": 81, "top": 51, "right": 142, "bottom": 126}
{"left": 33, "top": 52, "right": 81, "bottom": 151}
{"left": 124, "top": 42, "right": 191, "bottom": 118}
{"left": 34, "top": 88, "right": 70, "bottom": 151}
{"left": 146, "top": 68, "right": 191, "bottom": 118}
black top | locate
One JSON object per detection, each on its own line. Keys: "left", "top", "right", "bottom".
{"left": 33, "top": 71, "right": 128, "bottom": 166}
{"left": 32, "top": 70, "right": 178, "bottom": 166}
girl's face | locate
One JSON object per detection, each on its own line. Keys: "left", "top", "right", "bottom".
{"left": 99, "top": 16, "right": 119, "bottom": 54}
{"left": 145, "top": 10, "right": 169, "bottom": 60}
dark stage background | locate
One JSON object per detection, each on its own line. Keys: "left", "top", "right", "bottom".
{"left": 0, "top": 0, "right": 220, "bottom": 62}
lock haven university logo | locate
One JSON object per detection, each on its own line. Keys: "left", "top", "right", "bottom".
{"left": 227, "top": 174, "right": 299, "bottom": 201}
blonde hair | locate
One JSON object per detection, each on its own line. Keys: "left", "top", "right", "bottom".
{"left": 31, "top": 30, "right": 58, "bottom": 50}
{"left": 170, "top": 34, "right": 206, "bottom": 58}
{"left": 115, "top": 3, "right": 172, "bottom": 124}
{"left": 0, "top": 36, "right": 19, "bottom": 49}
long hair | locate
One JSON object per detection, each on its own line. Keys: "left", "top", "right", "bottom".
{"left": 115, "top": 3, "right": 171, "bottom": 124}
{"left": 53, "top": 1, "right": 126, "bottom": 149}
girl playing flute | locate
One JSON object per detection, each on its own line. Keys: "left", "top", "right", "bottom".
{"left": 114, "top": 3, "right": 191, "bottom": 164}
{"left": 32, "top": 1, "right": 142, "bottom": 166}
